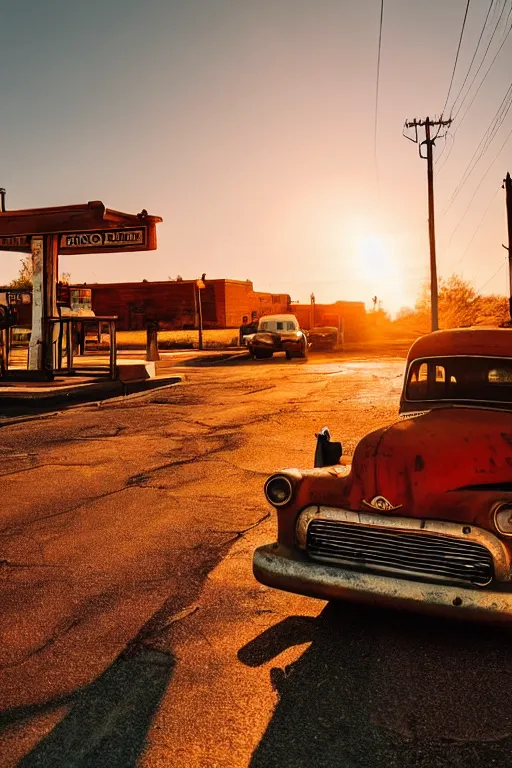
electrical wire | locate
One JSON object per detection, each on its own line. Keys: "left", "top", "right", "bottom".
{"left": 373, "top": 0, "right": 384, "bottom": 185}
{"left": 453, "top": 14, "right": 512, "bottom": 129}
{"left": 501, "top": 0, "right": 512, "bottom": 40}
{"left": 448, "top": 0, "right": 495, "bottom": 116}
{"left": 444, "top": 186, "right": 501, "bottom": 272}
{"left": 436, "top": 0, "right": 511, "bottom": 173}
{"left": 490, "top": 0, "right": 502, "bottom": 24}
{"left": 453, "top": 0, "right": 509, "bottom": 120}
{"left": 434, "top": 130, "right": 453, "bottom": 167}
{"left": 445, "top": 122, "right": 512, "bottom": 248}
{"left": 476, "top": 258, "right": 507, "bottom": 292}
{"left": 438, "top": 74, "right": 512, "bottom": 179}
{"left": 443, "top": 80, "right": 512, "bottom": 210}
{"left": 442, "top": 0, "right": 472, "bottom": 116}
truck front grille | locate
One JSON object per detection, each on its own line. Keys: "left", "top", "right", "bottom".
{"left": 306, "top": 519, "right": 494, "bottom": 587}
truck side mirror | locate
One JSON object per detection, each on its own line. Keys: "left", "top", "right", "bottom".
{"left": 314, "top": 426, "right": 342, "bottom": 468}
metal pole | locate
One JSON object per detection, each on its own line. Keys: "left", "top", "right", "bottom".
{"left": 109, "top": 320, "right": 117, "bottom": 379}
{"left": 505, "top": 172, "right": 512, "bottom": 321}
{"left": 425, "top": 118, "right": 439, "bottom": 332}
{"left": 197, "top": 284, "right": 204, "bottom": 350}
{"left": 193, "top": 282, "right": 198, "bottom": 328}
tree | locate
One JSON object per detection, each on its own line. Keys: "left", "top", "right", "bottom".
{"left": 9, "top": 256, "right": 72, "bottom": 289}
{"left": 405, "top": 274, "right": 509, "bottom": 331}
{"left": 9, "top": 255, "right": 33, "bottom": 288}
{"left": 475, "top": 294, "right": 508, "bottom": 326}
{"left": 414, "top": 274, "right": 478, "bottom": 330}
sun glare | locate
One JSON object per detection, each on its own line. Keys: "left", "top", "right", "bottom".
{"left": 355, "top": 234, "right": 396, "bottom": 280}
{"left": 352, "top": 233, "right": 407, "bottom": 314}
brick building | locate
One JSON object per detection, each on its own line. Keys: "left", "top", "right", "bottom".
{"left": 2, "top": 280, "right": 368, "bottom": 339}
{"left": 292, "top": 301, "right": 367, "bottom": 342}
{"left": 69, "top": 279, "right": 290, "bottom": 331}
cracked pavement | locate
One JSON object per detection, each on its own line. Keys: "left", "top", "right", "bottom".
{"left": 0, "top": 352, "right": 408, "bottom": 765}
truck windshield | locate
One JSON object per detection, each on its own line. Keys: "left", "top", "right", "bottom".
{"left": 406, "top": 356, "right": 512, "bottom": 404}
{"left": 259, "top": 320, "right": 297, "bottom": 331}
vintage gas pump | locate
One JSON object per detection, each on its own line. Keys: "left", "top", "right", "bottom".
{"left": 0, "top": 303, "right": 18, "bottom": 377}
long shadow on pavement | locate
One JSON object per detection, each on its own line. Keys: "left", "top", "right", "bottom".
{"left": 17, "top": 645, "right": 175, "bottom": 768}
{"left": 239, "top": 603, "right": 512, "bottom": 768}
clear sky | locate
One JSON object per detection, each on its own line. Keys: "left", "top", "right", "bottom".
{"left": 0, "top": 0, "right": 511, "bottom": 314}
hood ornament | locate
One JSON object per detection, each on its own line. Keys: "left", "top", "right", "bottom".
{"left": 362, "top": 495, "right": 402, "bottom": 512}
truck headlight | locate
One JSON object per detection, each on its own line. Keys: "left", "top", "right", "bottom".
{"left": 264, "top": 474, "right": 293, "bottom": 507}
{"left": 493, "top": 502, "right": 512, "bottom": 535}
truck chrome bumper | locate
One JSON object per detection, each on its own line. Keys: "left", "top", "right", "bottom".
{"left": 253, "top": 544, "right": 512, "bottom": 621}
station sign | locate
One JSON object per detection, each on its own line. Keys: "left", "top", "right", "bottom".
{"left": 0, "top": 216, "right": 158, "bottom": 254}
{"left": 0, "top": 235, "right": 29, "bottom": 248}
{"left": 59, "top": 227, "right": 149, "bottom": 253}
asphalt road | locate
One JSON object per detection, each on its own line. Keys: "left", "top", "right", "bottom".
{"left": 1, "top": 352, "right": 511, "bottom": 767}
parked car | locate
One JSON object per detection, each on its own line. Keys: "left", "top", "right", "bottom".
{"left": 306, "top": 325, "right": 342, "bottom": 351}
{"left": 253, "top": 328, "right": 512, "bottom": 621}
{"left": 247, "top": 314, "right": 308, "bottom": 360}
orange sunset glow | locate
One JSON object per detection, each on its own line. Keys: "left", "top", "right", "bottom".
{"left": 0, "top": 2, "right": 510, "bottom": 316}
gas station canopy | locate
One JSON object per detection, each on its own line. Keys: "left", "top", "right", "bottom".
{"left": 0, "top": 199, "right": 163, "bottom": 379}
{"left": 0, "top": 200, "right": 162, "bottom": 254}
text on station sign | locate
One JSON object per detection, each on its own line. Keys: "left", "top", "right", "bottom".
{"left": 60, "top": 228, "right": 146, "bottom": 249}
{"left": 0, "top": 235, "right": 29, "bottom": 248}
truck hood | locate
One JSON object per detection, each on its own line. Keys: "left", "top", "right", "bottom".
{"left": 347, "top": 407, "right": 512, "bottom": 529}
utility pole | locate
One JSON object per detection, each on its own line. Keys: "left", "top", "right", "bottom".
{"left": 404, "top": 116, "right": 452, "bottom": 331}
{"left": 196, "top": 274, "right": 206, "bottom": 351}
{"left": 504, "top": 172, "right": 512, "bottom": 321}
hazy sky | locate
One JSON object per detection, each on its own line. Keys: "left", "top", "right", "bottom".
{"left": 0, "top": 0, "right": 511, "bottom": 314}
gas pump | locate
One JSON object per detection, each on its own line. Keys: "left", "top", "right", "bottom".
{"left": 0, "top": 304, "right": 18, "bottom": 377}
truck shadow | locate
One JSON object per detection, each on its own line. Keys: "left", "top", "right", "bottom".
{"left": 238, "top": 602, "right": 512, "bottom": 768}
{"left": 15, "top": 645, "right": 175, "bottom": 768}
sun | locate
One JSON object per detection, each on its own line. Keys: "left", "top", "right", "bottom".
{"left": 351, "top": 232, "right": 408, "bottom": 314}
{"left": 355, "top": 234, "right": 397, "bottom": 281}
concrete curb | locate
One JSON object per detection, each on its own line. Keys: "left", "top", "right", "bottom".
{"left": 0, "top": 374, "right": 182, "bottom": 410}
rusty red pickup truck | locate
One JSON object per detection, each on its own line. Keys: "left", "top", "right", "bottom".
{"left": 253, "top": 328, "right": 512, "bottom": 621}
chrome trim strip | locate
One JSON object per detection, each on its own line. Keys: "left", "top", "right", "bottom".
{"left": 295, "top": 505, "right": 512, "bottom": 582}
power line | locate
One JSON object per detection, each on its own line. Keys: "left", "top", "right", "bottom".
{"left": 444, "top": 185, "right": 501, "bottom": 272}
{"left": 434, "top": 129, "right": 454, "bottom": 168}
{"left": 453, "top": 0, "right": 509, "bottom": 120}
{"left": 436, "top": 0, "right": 511, "bottom": 173}
{"left": 490, "top": 0, "right": 502, "bottom": 25}
{"left": 444, "top": 123, "right": 512, "bottom": 248}
{"left": 373, "top": 0, "right": 384, "bottom": 184}
{"left": 438, "top": 76, "right": 512, "bottom": 179}
{"left": 443, "top": 80, "right": 512, "bottom": 210}
{"left": 453, "top": 12, "right": 512, "bottom": 127}
{"left": 501, "top": 0, "right": 512, "bottom": 40}
{"left": 442, "top": 0, "right": 472, "bottom": 115}
{"left": 448, "top": 0, "right": 495, "bottom": 115}
{"left": 476, "top": 257, "right": 507, "bottom": 292}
